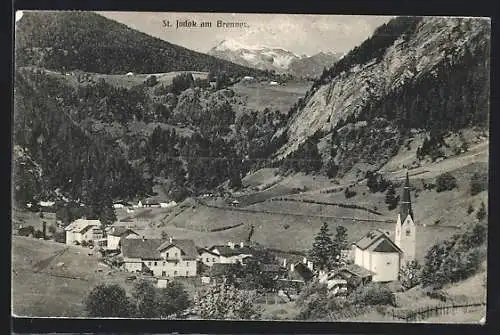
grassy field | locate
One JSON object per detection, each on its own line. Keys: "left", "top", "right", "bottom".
{"left": 11, "top": 236, "right": 140, "bottom": 317}
{"left": 231, "top": 80, "right": 311, "bottom": 113}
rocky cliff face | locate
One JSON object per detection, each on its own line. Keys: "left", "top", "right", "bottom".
{"left": 273, "top": 17, "right": 490, "bottom": 161}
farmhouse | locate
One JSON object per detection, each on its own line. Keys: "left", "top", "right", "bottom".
{"left": 105, "top": 226, "right": 140, "bottom": 250}
{"left": 64, "top": 219, "right": 102, "bottom": 245}
{"left": 121, "top": 237, "right": 198, "bottom": 278}
{"left": 198, "top": 247, "right": 221, "bottom": 267}
{"left": 352, "top": 172, "right": 416, "bottom": 282}
{"left": 318, "top": 271, "right": 348, "bottom": 295}
{"left": 209, "top": 242, "right": 253, "bottom": 264}
{"left": 335, "top": 264, "right": 375, "bottom": 287}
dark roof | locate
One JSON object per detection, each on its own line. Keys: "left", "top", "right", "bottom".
{"left": 157, "top": 239, "right": 199, "bottom": 260}
{"left": 368, "top": 238, "right": 403, "bottom": 254}
{"left": 108, "top": 227, "right": 139, "bottom": 237}
{"left": 354, "top": 229, "right": 388, "bottom": 250}
{"left": 210, "top": 245, "right": 254, "bottom": 257}
{"left": 340, "top": 264, "right": 375, "bottom": 278}
{"left": 121, "top": 238, "right": 163, "bottom": 259}
{"left": 400, "top": 171, "right": 414, "bottom": 220}
{"left": 292, "top": 262, "right": 314, "bottom": 282}
{"left": 198, "top": 248, "right": 220, "bottom": 257}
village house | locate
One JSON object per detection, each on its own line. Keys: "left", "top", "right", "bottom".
{"left": 121, "top": 237, "right": 198, "bottom": 278}
{"left": 276, "top": 261, "right": 315, "bottom": 293}
{"left": 334, "top": 264, "right": 375, "bottom": 288}
{"left": 197, "top": 247, "right": 221, "bottom": 267}
{"left": 351, "top": 172, "right": 415, "bottom": 282}
{"left": 318, "top": 271, "right": 348, "bottom": 296}
{"left": 209, "top": 242, "right": 253, "bottom": 264}
{"left": 105, "top": 226, "right": 140, "bottom": 250}
{"left": 64, "top": 219, "right": 103, "bottom": 245}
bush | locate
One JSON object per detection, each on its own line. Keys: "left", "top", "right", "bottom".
{"left": 399, "top": 260, "right": 422, "bottom": 290}
{"left": 48, "top": 224, "right": 57, "bottom": 235}
{"left": 476, "top": 201, "right": 487, "bottom": 221}
{"left": 467, "top": 204, "right": 474, "bottom": 214}
{"left": 84, "top": 283, "right": 133, "bottom": 317}
{"left": 81, "top": 240, "right": 88, "bottom": 247}
{"left": 435, "top": 172, "right": 457, "bottom": 192}
{"left": 421, "top": 222, "right": 486, "bottom": 289}
{"left": 470, "top": 172, "right": 487, "bottom": 195}
{"left": 18, "top": 225, "right": 35, "bottom": 237}
{"left": 344, "top": 187, "right": 357, "bottom": 199}
{"left": 350, "top": 283, "right": 395, "bottom": 307}
{"left": 33, "top": 229, "right": 44, "bottom": 239}
{"left": 145, "top": 75, "right": 158, "bottom": 87}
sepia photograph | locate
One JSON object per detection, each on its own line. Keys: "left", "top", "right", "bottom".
{"left": 12, "top": 10, "right": 489, "bottom": 323}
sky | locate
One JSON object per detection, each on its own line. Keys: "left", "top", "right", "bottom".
{"left": 97, "top": 12, "right": 394, "bottom": 56}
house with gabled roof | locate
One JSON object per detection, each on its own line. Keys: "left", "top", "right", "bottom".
{"left": 105, "top": 226, "right": 140, "bottom": 250}
{"left": 198, "top": 247, "right": 221, "bottom": 267}
{"left": 64, "top": 218, "right": 102, "bottom": 245}
{"left": 121, "top": 237, "right": 198, "bottom": 278}
{"left": 209, "top": 242, "right": 254, "bottom": 264}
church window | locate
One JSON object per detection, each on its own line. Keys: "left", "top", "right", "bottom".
{"left": 406, "top": 229, "right": 411, "bottom": 236}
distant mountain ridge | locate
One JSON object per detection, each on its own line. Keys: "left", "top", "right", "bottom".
{"left": 15, "top": 11, "right": 264, "bottom": 76}
{"left": 288, "top": 51, "right": 342, "bottom": 78}
{"left": 207, "top": 40, "right": 341, "bottom": 77}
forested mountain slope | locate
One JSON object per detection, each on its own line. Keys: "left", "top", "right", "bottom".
{"left": 15, "top": 11, "right": 264, "bottom": 76}
{"left": 13, "top": 69, "right": 152, "bottom": 220}
{"left": 272, "top": 17, "right": 490, "bottom": 177}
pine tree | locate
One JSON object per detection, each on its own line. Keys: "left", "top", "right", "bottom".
{"left": 385, "top": 184, "right": 399, "bottom": 210}
{"left": 332, "top": 225, "right": 348, "bottom": 266}
{"left": 309, "top": 222, "right": 335, "bottom": 271}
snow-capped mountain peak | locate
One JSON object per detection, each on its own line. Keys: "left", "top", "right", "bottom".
{"left": 208, "top": 40, "right": 304, "bottom": 72}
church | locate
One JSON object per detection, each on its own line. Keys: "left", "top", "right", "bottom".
{"left": 352, "top": 172, "right": 416, "bottom": 282}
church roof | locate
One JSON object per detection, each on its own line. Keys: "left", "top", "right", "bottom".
{"left": 353, "top": 229, "right": 403, "bottom": 254}
{"left": 367, "top": 237, "right": 403, "bottom": 254}
{"left": 354, "top": 229, "right": 387, "bottom": 250}
{"left": 400, "top": 171, "right": 414, "bottom": 220}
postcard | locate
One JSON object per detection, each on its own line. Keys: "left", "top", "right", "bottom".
{"left": 12, "top": 10, "right": 489, "bottom": 324}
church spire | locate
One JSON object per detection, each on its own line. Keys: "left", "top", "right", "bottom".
{"left": 399, "top": 171, "right": 413, "bottom": 220}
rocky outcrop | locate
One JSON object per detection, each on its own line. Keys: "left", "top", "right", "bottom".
{"left": 273, "top": 17, "right": 490, "bottom": 161}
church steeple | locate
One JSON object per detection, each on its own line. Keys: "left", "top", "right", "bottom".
{"left": 399, "top": 171, "right": 413, "bottom": 220}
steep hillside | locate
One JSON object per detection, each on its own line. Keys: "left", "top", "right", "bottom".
{"left": 272, "top": 17, "right": 490, "bottom": 177}
{"left": 15, "top": 11, "right": 264, "bottom": 76}
{"left": 13, "top": 68, "right": 152, "bottom": 210}
{"left": 288, "top": 52, "right": 342, "bottom": 78}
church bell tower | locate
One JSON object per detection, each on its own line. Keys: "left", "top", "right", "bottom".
{"left": 395, "top": 171, "right": 416, "bottom": 265}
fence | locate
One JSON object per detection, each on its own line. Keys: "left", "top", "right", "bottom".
{"left": 269, "top": 197, "right": 384, "bottom": 215}
{"left": 203, "top": 203, "right": 393, "bottom": 223}
{"left": 385, "top": 300, "right": 486, "bottom": 322}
